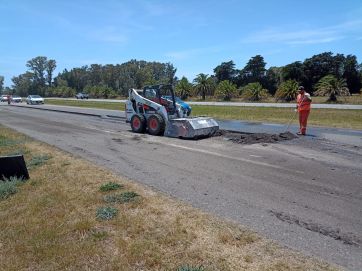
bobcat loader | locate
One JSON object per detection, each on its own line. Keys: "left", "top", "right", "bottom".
{"left": 125, "top": 84, "right": 219, "bottom": 139}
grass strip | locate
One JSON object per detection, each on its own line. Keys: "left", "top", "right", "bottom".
{"left": 46, "top": 99, "right": 362, "bottom": 130}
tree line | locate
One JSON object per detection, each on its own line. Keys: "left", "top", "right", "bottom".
{"left": 1, "top": 52, "right": 361, "bottom": 102}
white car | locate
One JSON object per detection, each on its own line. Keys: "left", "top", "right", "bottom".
{"left": 11, "top": 95, "right": 22, "bottom": 103}
{"left": 26, "top": 95, "right": 44, "bottom": 105}
{"left": 1, "top": 95, "right": 9, "bottom": 102}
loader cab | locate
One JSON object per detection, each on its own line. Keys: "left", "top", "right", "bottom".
{"left": 143, "top": 84, "right": 177, "bottom": 115}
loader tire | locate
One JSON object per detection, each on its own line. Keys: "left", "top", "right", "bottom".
{"left": 131, "top": 114, "right": 146, "bottom": 133}
{"left": 147, "top": 114, "right": 165, "bottom": 136}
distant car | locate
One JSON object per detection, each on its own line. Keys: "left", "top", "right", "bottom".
{"left": 1, "top": 95, "right": 9, "bottom": 102}
{"left": 75, "top": 93, "right": 89, "bottom": 99}
{"left": 163, "top": 95, "right": 192, "bottom": 116}
{"left": 11, "top": 95, "right": 22, "bottom": 103}
{"left": 26, "top": 95, "right": 44, "bottom": 105}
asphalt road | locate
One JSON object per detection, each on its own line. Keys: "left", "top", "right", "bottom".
{"left": 1, "top": 104, "right": 361, "bottom": 270}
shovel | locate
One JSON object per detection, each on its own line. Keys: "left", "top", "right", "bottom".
{"left": 285, "top": 110, "right": 298, "bottom": 132}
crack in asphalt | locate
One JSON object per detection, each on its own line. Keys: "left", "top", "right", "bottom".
{"left": 270, "top": 210, "right": 361, "bottom": 247}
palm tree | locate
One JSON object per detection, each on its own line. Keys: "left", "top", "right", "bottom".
{"left": 241, "top": 82, "right": 268, "bottom": 101}
{"left": 193, "top": 73, "right": 214, "bottom": 100}
{"left": 275, "top": 79, "right": 299, "bottom": 101}
{"left": 215, "top": 80, "right": 238, "bottom": 101}
{"left": 175, "top": 77, "right": 192, "bottom": 99}
{"left": 315, "top": 75, "right": 350, "bottom": 102}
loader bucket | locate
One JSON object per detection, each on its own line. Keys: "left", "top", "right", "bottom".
{"left": 0, "top": 155, "right": 29, "bottom": 181}
{"left": 164, "top": 117, "right": 219, "bottom": 139}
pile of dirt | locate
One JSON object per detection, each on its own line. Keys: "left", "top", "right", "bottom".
{"left": 213, "top": 130, "right": 298, "bottom": 145}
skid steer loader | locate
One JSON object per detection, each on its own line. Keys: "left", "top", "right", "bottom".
{"left": 125, "top": 84, "right": 219, "bottom": 139}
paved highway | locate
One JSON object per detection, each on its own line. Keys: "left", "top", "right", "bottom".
{"left": 1, "top": 104, "right": 361, "bottom": 270}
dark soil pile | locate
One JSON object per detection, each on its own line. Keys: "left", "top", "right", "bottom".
{"left": 213, "top": 130, "right": 298, "bottom": 145}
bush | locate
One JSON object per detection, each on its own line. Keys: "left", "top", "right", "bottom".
{"left": 215, "top": 80, "right": 238, "bottom": 101}
{"left": 46, "top": 86, "right": 76, "bottom": 97}
{"left": 103, "top": 191, "right": 139, "bottom": 203}
{"left": 315, "top": 75, "right": 350, "bottom": 102}
{"left": 177, "top": 265, "right": 205, "bottom": 271}
{"left": 0, "top": 177, "right": 25, "bottom": 200}
{"left": 275, "top": 79, "right": 299, "bottom": 101}
{"left": 84, "top": 85, "right": 117, "bottom": 98}
{"left": 241, "top": 82, "right": 268, "bottom": 101}
{"left": 96, "top": 206, "right": 118, "bottom": 220}
{"left": 99, "top": 182, "right": 123, "bottom": 192}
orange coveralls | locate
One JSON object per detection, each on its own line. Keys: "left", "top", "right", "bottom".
{"left": 297, "top": 93, "right": 311, "bottom": 135}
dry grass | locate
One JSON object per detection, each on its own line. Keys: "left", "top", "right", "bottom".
{"left": 0, "top": 126, "right": 340, "bottom": 271}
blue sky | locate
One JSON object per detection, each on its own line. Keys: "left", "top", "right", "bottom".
{"left": 1, "top": 0, "right": 361, "bottom": 87}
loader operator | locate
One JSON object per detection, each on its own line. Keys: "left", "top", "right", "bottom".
{"left": 296, "top": 86, "right": 311, "bottom": 135}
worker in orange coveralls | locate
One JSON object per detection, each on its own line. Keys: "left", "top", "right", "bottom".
{"left": 296, "top": 86, "right": 312, "bottom": 135}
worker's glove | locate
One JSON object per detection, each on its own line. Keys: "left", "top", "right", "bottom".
{"left": 294, "top": 109, "right": 298, "bottom": 112}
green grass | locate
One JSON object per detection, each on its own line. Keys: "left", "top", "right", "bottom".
{"left": 27, "top": 154, "right": 52, "bottom": 169}
{"left": 0, "top": 177, "right": 25, "bottom": 200}
{"left": 47, "top": 99, "right": 124, "bottom": 110}
{"left": 99, "top": 182, "right": 124, "bottom": 192}
{"left": 0, "top": 135, "right": 18, "bottom": 147}
{"left": 187, "top": 94, "right": 362, "bottom": 104}
{"left": 103, "top": 191, "right": 139, "bottom": 204}
{"left": 192, "top": 106, "right": 362, "bottom": 130}
{"left": 177, "top": 265, "right": 205, "bottom": 271}
{"left": 96, "top": 206, "right": 118, "bottom": 220}
{"left": 46, "top": 99, "right": 362, "bottom": 130}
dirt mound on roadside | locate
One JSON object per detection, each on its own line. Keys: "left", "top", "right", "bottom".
{"left": 213, "top": 130, "right": 298, "bottom": 145}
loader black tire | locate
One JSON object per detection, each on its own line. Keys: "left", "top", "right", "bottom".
{"left": 147, "top": 114, "right": 165, "bottom": 136}
{"left": 131, "top": 114, "right": 146, "bottom": 133}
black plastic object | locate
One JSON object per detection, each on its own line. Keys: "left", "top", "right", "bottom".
{"left": 0, "top": 155, "right": 29, "bottom": 180}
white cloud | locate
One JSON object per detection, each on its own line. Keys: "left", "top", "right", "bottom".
{"left": 242, "top": 20, "right": 362, "bottom": 45}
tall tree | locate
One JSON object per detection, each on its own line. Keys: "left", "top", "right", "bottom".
{"left": 0, "top": 75, "right": 4, "bottom": 93}
{"left": 343, "top": 55, "right": 361, "bottom": 94}
{"left": 46, "top": 59, "right": 57, "bottom": 87}
{"left": 213, "top": 61, "right": 238, "bottom": 84}
{"left": 265, "top": 67, "right": 282, "bottom": 95}
{"left": 26, "top": 56, "right": 48, "bottom": 90}
{"left": 12, "top": 72, "right": 34, "bottom": 96}
{"left": 281, "top": 61, "right": 306, "bottom": 83}
{"left": 302, "top": 52, "right": 346, "bottom": 92}
{"left": 239, "top": 55, "right": 266, "bottom": 86}
{"left": 193, "top": 73, "right": 214, "bottom": 100}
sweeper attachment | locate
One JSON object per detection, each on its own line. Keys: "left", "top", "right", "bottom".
{"left": 125, "top": 84, "right": 219, "bottom": 139}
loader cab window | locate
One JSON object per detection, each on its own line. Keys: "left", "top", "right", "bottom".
{"left": 144, "top": 88, "right": 157, "bottom": 100}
